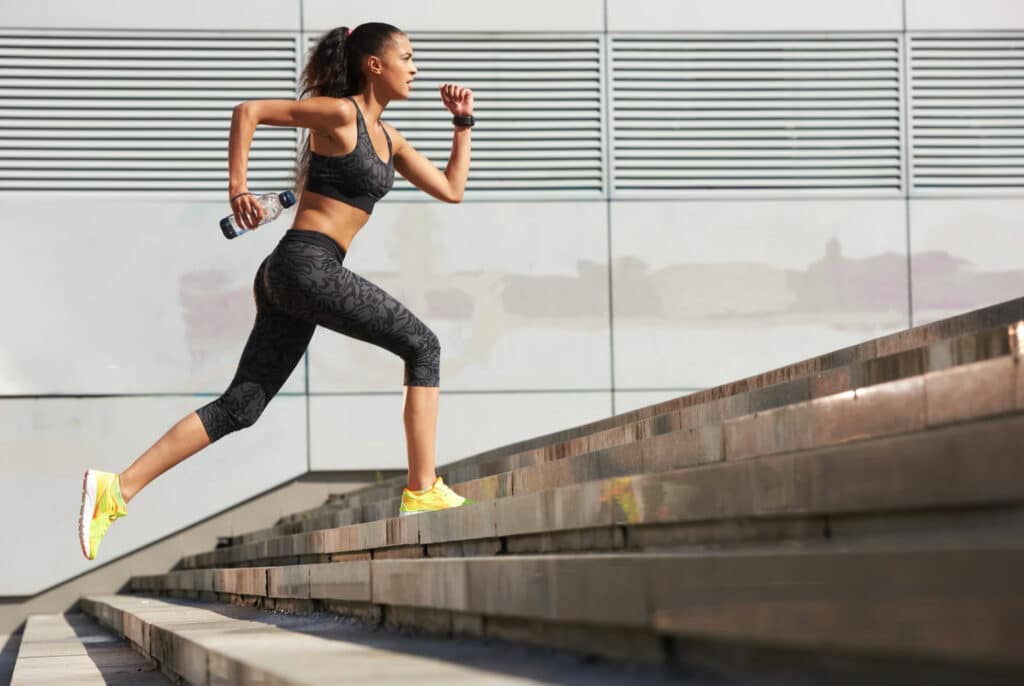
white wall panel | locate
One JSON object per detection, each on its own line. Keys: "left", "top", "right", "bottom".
{"left": 909, "top": 197, "right": 1024, "bottom": 326}
{"left": 309, "top": 391, "right": 611, "bottom": 471}
{"left": 607, "top": 0, "right": 902, "bottom": 32}
{"left": 303, "top": 0, "right": 604, "bottom": 33}
{"left": 613, "top": 389, "right": 702, "bottom": 415}
{"left": 4, "top": 0, "right": 299, "bottom": 30}
{"left": 0, "top": 196, "right": 305, "bottom": 395}
{"left": 611, "top": 199, "right": 910, "bottom": 389}
{"left": 0, "top": 395, "right": 306, "bottom": 595}
{"left": 907, "top": 0, "right": 1024, "bottom": 31}
{"left": 306, "top": 201, "right": 611, "bottom": 393}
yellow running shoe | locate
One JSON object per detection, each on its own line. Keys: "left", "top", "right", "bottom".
{"left": 79, "top": 469, "right": 128, "bottom": 560}
{"left": 399, "top": 476, "right": 475, "bottom": 517}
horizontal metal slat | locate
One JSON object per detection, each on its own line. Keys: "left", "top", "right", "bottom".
{"left": 611, "top": 35, "right": 901, "bottom": 194}
{"left": 0, "top": 87, "right": 299, "bottom": 98}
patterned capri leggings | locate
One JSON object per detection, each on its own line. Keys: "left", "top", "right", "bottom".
{"left": 196, "top": 228, "right": 441, "bottom": 443}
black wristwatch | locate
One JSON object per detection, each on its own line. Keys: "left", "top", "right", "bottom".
{"left": 452, "top": 114, "right": 475, "bottom": 128}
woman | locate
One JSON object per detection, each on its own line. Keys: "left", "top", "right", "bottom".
{"left": 79, "top": 22, "right": 475, "bottom": 561}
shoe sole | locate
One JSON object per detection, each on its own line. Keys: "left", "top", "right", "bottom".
{"left": 79, "top": 469, "right": 97, "bottom": 560}
{"left": 398, "top": 500, "right": 471, "bottom": 517}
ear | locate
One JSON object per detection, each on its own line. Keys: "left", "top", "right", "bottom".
{"left": 367, "top": 55, "right": 383, "bottom": 75}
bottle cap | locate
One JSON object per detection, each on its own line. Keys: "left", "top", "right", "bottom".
{"left": 279, "top": 190, "right": 297, "bottom": 208}
{"left": 219, "top": 216, "right": 237, "bottom": 238}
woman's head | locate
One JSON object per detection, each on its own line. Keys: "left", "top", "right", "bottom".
{"left": 290, "top": 23, "right": 415, "bottom": 197}
{"left": 299, "top": 23, "right": 414, "bottom": 101}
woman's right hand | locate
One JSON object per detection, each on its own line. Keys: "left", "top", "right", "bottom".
{"left": 230, "top": 190, "right": 265, "bottom": 229}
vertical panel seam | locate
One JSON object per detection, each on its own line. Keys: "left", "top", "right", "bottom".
{"left": 604, "top": 0, "right": 616, "bottom": 416}
{"left": 901, "top": 0, "right": 915, "bottom": 327}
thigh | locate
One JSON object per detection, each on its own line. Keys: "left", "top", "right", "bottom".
{"left": 227, "top": 257, "right": 316, "bottom": 397}
{"left": 306, "top": 264, "right": 435, "bottom": 359}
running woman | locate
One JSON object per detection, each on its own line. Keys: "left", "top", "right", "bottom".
{"left": 80, "top": 23, "right": 476, "bottom": 561}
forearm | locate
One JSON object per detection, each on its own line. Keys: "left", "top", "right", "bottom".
{"left": 444, "top": 126, "right": 472, "bottom": 202}
{"left": 228, "top": 104, "right": 258, "bottom": 194}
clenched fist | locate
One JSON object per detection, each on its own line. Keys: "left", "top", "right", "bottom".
{"left": 439, "top": 84, "right": 473, "bottom": 116}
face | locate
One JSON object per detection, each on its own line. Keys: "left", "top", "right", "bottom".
{"left": 367, "top": 33, "right": 417, "bottom": 99}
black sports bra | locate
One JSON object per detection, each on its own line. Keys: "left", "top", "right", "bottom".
{"left": 305, "top": 96, "right": 395, "bottom": 214}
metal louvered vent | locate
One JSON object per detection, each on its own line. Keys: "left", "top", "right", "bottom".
{"left": 0, "top": 30, "right": 299, "bottom": 193}
{"left": 909, "top": 33, "right": 1024, "bottom": 191}
{"left": 302, "top": 33, "right": 605, "bottom": 198}
{"left": 610, "top": 36, "right": 903, "bottom": 194}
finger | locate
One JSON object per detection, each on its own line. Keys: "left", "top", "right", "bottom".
{"left": 244, "top": 202, "right": 258, "bottom": 228}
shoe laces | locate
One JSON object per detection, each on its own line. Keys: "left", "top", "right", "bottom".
{"left": 435, "top": 478, "right": 459, "bottom": 497}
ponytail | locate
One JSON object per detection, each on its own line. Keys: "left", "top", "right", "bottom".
{"left": 290, "top": 23, "right": 403, "bottom": 200}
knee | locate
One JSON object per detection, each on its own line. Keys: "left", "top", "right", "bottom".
{"left": 227, "top": 382, "right": 267, "bottom": 428}
{"left": 196, "top": 381, "right": 268, "bottom": 442}
{"left": 405, "top": 330, "right": 441, "bottom": 386}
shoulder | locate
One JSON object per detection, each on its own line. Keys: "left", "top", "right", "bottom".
{"left": 334, "top": 96, "right": 357, "bottom": 124}
{"left": 296, "top": 95, "right": 357, "bottom": 130}
{"left": 381, "top": 120, "right": 408, "bottom": 153}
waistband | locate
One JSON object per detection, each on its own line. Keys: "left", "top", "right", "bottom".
{"left": 280, "top": 228, "right": 347, "bottom": 261}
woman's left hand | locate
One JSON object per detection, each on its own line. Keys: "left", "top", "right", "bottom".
{"left": 439, "top": 84, "right": 474, "bottom": 116}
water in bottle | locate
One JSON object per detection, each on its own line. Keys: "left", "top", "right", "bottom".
{"left": 220, "top": 190, "right": 297, "bottom": 239}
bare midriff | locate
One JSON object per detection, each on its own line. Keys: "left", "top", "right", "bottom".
{"left": 290, "top": 190, "right": 369, "bottom": 254}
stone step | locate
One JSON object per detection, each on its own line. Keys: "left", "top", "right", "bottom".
{"left": 226, "top": 319, "right": 1022, "bottom": 548}
{"left": 126, "top": 544, "right": 1024, "bottom": 674}
{"left": 10, "top": 612, "right": 167, "bottom": 685}
{"left": 79, "top": 594, "right": 691, "bottom": 685}
{"left": 177, "top": 357, "right": 1024, "bottom": 570}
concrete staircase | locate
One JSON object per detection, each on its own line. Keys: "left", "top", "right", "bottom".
{"left": 18, "top": 298, "right": 1024, "bottom": 685}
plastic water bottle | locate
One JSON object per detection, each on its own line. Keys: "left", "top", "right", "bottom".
{"left": 220, "top": 190, "right": 297, "bottom": 239}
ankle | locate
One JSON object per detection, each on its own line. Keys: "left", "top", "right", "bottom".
{"left": 406, "top": 474, "right": 436, "bottom": 492}
{"left": 116, "top": 473, "right": 133, "bottom": 504}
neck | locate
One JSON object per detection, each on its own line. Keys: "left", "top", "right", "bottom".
{"left": 353, "top": 87, "right": 389, "bottom": 127}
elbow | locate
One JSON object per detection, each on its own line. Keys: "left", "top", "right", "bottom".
{"left": 446, "top": 189, "right": 464, "bottom": 203}
{"left": 233, "top": 102, "right": 255, "bottom": 120}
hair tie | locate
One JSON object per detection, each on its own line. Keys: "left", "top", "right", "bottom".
{"left": 346, "top": 27, "right": 353, "bottom": 37}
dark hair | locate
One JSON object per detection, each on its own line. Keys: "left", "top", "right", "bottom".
{"left": 289, "top": 22, "right": 404, "bottom": 198}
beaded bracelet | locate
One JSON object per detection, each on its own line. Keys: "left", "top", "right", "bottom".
{"left": 230, "top": 191, "right": 255, "bottom": 202}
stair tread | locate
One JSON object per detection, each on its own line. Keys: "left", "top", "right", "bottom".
{"left": 10, "top": 612, "right": 167, "bottom": 685}
{"left": 83, "top": 594, "right": 689, "bottom": 685}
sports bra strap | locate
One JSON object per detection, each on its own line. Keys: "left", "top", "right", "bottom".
{"left": 345, "top": 96, "right": 392, "bottom": 159}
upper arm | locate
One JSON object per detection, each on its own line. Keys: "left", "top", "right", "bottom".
{"left": 240, "top": 96, "right": 352, "bottom": 132}
{"left": 384, "top": 123, "right": 460, "bottom": 203}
